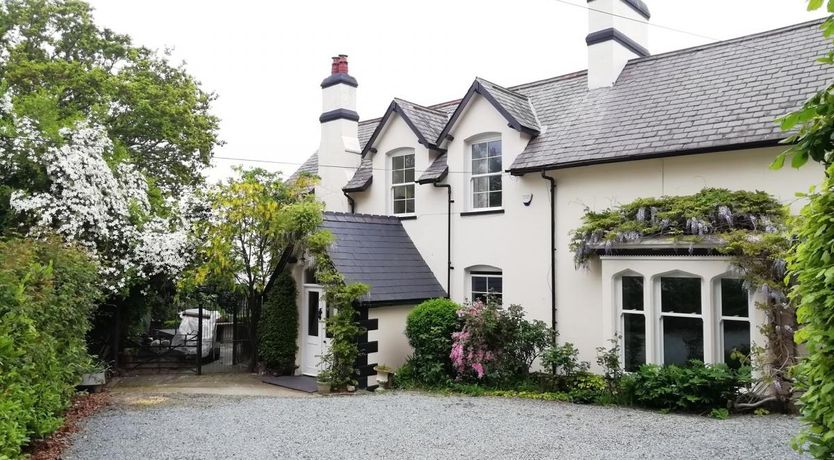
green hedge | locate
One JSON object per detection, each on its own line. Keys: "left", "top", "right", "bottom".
{"left": 258, "top": 271, "right": 298, "bottom": 375}
{"left": 0, "top": 238, "right": 101, "bottom": 458}
{"left": 401, "top": 298, "right": 460, "bottom": 385}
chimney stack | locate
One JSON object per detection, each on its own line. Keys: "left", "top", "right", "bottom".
{"left": 318, "top": 54, "right": 361, "bottom": 212}
{"left": 586, "top": 0, "right": 650, "bottom": 89}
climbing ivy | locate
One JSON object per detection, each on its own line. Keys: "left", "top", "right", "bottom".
{"left": 307, "top": 231, "right": 369, "bottom": 390}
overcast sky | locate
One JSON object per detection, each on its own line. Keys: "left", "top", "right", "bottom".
{"left": 86, "top": 0, "right": 827, "bottom": 182}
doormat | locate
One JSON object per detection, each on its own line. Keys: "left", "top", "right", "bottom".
{"left": 262, "top": 375, "right": 318, "bottom": 393}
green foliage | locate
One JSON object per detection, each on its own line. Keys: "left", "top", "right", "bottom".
{"left": 542, "top": 342, "right": 590, "bottom": 378}
{"left": 621, "top": 361, "right": 750, "bottom": 413}
{"left": 790, "top": 165, "right": 834, "bottom": 457}
{"left": 258, "top": 271, "right": 298, "bottom": 375}
{"left": 402, "top": 298, "right": 461, "bottom": 385}
{"left": 0, "top": 237, "right": 101, "bottom": 458}
{"left": 709, "top": 408, "right": 730, "bottom": 420}
{"left": 570, "top": 188, "right": 787, "bottom": 267}
{"left": 771, "top": 3, "right": 834, "bottom": 456}
{"left": 0, "top": 0, "right": 221, "bottom": 195}
{"left": 318, "top": 282, "right": 368, "bottom": 390}
{"left": 187, "top": 167, "right": 324, "bottom": 369}
{"left": 596, "top": 337, "right": 624, "bottom": 400}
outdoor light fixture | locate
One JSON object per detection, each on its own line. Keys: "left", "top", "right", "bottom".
{"left": 522, "top": 193, "right": 534, "bottom": 206}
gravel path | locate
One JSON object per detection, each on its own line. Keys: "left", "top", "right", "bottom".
{"left": 66, "top": 391, "right": 808, "bottom": 459}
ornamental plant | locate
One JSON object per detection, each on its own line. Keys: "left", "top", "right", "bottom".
{"left": 570, "top": 188, "right": 785, "bottom": 268}
{"left": 450, "top": 299, "right": 551, "bottom": 383}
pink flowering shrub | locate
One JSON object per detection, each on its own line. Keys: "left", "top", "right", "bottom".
{"left": 450, "top": 299, "right": 551, "bottom": 382}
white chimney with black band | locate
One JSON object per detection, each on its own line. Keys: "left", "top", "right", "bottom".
{"left": 318, "top": 54, "right": 361, "bottom": 212}
{"left": 586, "top": 0, "right": 650, "bottom": 89}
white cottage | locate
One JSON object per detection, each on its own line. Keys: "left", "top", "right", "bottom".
{"left": 288, "top": 1, "right": 832, "bottom": 388}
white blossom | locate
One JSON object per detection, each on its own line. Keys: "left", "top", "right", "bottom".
{"left": 4, "top": 94, "right": 197, "bottom": 294}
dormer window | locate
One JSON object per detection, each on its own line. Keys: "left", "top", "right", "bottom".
{"left": 391, "top": 151, "right": 415, "bottom": 215}
{"left": 471, "top": 140, "right": 502, "bottom": 209}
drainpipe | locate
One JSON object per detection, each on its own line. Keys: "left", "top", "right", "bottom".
{"left": 432, "top": 182, "right": 453, "bottom": 298}
{"left": 541, "top": 171, "right": 557, "bottom": 334}
{"left": 343, "top": 191, "right": 355, "bottom": 214}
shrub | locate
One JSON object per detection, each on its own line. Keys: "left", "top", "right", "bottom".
{"left": 622, "top": 361, "right": 750, "bottom": 413}
{"left": 567, "top": 373, "right": 607, "bottom": 404}
{"left": 0, "top": 238, "right": 101, "bottom": 458}
{"left": 258, "top": 271, "right": 298, "bottom": 375}
{"left": 541, "top": 342, "right": 590, "bottom": 378}
{"left": 402, "top": 298, "right": 460, "bottom": 385}
{"left": 790, "top": 163, "right": 834, "bottom": 457}
{"left": 450, "top": 300, "right": 552, "bottom": 383}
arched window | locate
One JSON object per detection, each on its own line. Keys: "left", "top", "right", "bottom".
{"left": 467, "top": 265, "right": 502, "bottom": 304}
{"left": 389, "top": 149, "right": 415, "bottom": 215}
{"left": 467, "top": 135, "right": 502, "bottom": 210}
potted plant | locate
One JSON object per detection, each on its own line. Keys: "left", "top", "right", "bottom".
{"left": 374, "top": 364, "right": 393, "bottom": 389}
{"left": 316, "top": 369, "right": 332, "bottom": 395}
{"left": 79, "top": 360, "right": 108, "bottom": 392}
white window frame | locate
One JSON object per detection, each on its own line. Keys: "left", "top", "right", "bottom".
{"left": 617, "top": 274, "right": 646, "bottom": 371}
{"left": 716, "top": 277, "right": 752, "bottom": 366}
{"left": 470, "top": 271, "right": 502, "bottom": 304}
{"left": 390, "top": 150, "right": 415, "bottom": 216}
{"left": 468, "top": 138, "right": 502, "bottom": 210}
{"left": 656, "top": 274, "right": 704, "bottom": 366}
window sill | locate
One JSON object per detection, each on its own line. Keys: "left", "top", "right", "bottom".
{"left": 460, "top": 208, "right": 505, "bottom": 217}
{"left": 396, "top": 214, "right": 417, "bottom": 221}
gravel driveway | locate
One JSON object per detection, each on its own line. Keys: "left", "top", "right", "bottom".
{"left": 66, "top": 391, "right": 807, "bottom": 459}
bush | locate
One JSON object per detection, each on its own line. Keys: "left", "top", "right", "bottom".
{"left": 790, "top": 163, "right": 834, "bottom": 458}
{"left": 541, "top": 342, "right": 589, "bottom": 378}
{"left": 258, "top": 271, "right": 298, "bottom": 375}
{"left": 0, "top": 238, "right": 101, "bottom": 458}
{"left": 622, "top": 361, "right": 750, "bottom": 413}
{"left": 450, "top": 300, "right": 552, "bottom": 383}
{"left": 402, "top": 298, "right": 460, "bottom": 385}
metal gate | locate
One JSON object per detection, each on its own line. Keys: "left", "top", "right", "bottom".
{"left": 116, "top": 296, "right": 253, "bottom": 375}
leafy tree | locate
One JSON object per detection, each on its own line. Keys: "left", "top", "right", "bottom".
{"left": 190, "top": 167, "right": 323, "bottom": 370}
{"left": 772, "top": 2, "right": 834, "bottom": 456}
{"left": 0, "top": 0, "right": 221, "bottom": 196}
{"left": 259, "top": 271, "right": 299, "bottom": 375}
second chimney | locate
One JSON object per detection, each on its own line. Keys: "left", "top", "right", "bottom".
{"left": 586, "top": 0, "right": 650, "bottom": 89}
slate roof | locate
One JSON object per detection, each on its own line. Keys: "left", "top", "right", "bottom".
{"left": 393, "top": 98, "right": 448, "bottom": 145}
{"left": 287, "top": 151, "right": 318, "bottom": 183}
{"left": 510, "top": 19, "right": 834, "bottom": 171}
{"left": 343, "top": 157, "right": 373, "bottom": 192}
{"left": 417, "top": 154, "right": 448, "bottom": 184}
{"left": 321, "top": 212, "right": 446, "bottom": 303}
{"left": 292, "top": 19, "right": 834, "bottom": 179}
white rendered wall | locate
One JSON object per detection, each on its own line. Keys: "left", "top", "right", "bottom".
{"left": 317, "top": 82, "right": 361, "bottom": 213}
{"left": 367, "top": 305, "right": 415, "bottom": 387}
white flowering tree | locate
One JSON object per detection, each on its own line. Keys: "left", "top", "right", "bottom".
{"left": 1, "top": 93, "right": 195, "bottom": 294}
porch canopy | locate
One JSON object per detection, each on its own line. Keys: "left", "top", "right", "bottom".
{"left": 320, "top": 212, "right": 446, "bottom": 305}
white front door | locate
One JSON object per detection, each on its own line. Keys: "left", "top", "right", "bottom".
{"left": 301, "top": 287, "right": 328, "bottom": 376}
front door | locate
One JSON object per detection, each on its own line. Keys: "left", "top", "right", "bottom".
{"left": 301, "top": 287, "right": 328, "bottom": 376}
